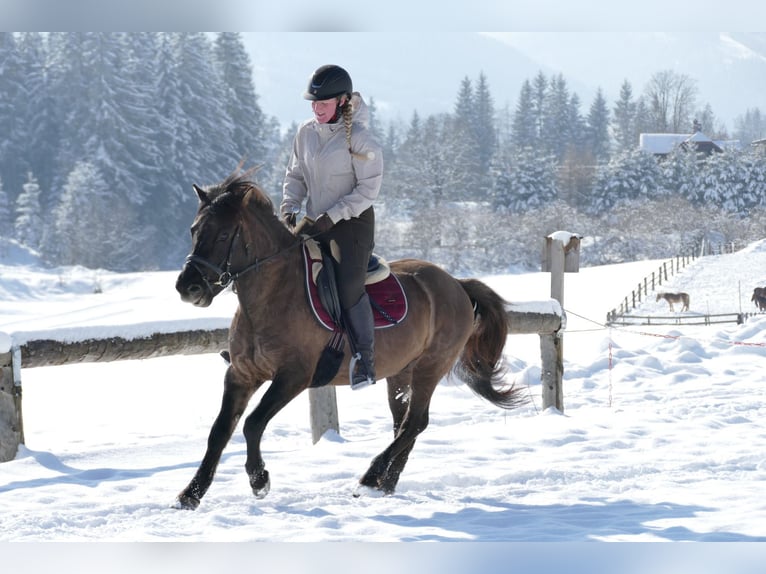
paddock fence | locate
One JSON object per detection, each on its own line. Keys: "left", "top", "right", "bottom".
{"left": 606, "top": 241, "right": 747, "bottom": 327}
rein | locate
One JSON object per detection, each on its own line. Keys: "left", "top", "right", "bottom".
{"left": 185, "top": 225, "right": 303, "bottom": 290}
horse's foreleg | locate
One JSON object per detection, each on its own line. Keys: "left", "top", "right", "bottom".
{"left": 242, "top": 372, "right": 308, "bottom": 499}
{"left": 176, "top": 369, "right": 255, "bottom": 510}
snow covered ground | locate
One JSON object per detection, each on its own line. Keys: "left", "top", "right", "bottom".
{"left": 1, "top": 238, "right": 766, "bottom": 570}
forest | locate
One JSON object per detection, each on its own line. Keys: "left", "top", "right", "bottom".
{"left": 1, "top": 32, "right": 766, "bottom": 274}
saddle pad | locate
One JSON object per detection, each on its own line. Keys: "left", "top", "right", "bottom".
{"left": 302, "top": 243, "right": 408, "bottom": 331}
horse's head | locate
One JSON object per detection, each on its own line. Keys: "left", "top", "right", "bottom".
{"left": 175, "top": 176, "right": 249, "bottom": 307}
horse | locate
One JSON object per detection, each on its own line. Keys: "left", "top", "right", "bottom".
{"left": 173, "top": 169, "right": 527, "bottom": 510}
{"left": 656, "top": 292, "right": 690, "bottom": 312}
{"left": 752, "top": 287, "right": 766, "bottom": 311}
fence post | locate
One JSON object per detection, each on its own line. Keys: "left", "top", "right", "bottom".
{"left": 1, "top": 334, "right": 23, "bottom": 463}
{"left": 308, "top": 386, "right": 339, "bottom": 444}
{"left": 541, "top": 231, "right": 581, "bottom": 413}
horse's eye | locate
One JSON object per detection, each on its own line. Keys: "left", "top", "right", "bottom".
{"left": 218, "top": 232, "right": 230, "bottom": 242}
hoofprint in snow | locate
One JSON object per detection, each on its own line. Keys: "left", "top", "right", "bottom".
{"left": 0, "top": 238, "right": 765, "bottom": 544}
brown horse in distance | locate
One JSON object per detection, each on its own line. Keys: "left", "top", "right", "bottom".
{"left": 656, "top": 292, "right": 690, "bottom": 312}
{"left": 173, "top": 169, "right": 527, "bottom": 509}
{"left": 752, "top": 287, "right": 766, "bottom": 311}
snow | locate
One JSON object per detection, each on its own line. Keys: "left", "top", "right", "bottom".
{"left": 2, "top": 239, "right": 766, "bottom": 568}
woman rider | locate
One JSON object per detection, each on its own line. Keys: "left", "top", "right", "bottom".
{"left": 280, "top": 64, "right": 383, "bottom": 390}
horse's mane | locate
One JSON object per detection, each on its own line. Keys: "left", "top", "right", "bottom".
{"left": 207, "top": 167, "right": 275, "bottom": 216}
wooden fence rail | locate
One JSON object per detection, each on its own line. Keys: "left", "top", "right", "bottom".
{"left": 606, "top": 312, "right": 753, "bottom": 327}
{"left": 1, "top": 301, "right": 564, "bottom": 463}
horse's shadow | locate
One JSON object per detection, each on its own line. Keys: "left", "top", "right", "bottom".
{"left": 370, "top": 496, "right": 766, "bottom": 542}
{"left": 0, "top": 446, "right": 246, "bottom": 493}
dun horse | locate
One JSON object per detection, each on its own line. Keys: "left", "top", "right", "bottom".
{"left": 656, "top": 292, "right": 690, "bottom": 312}
{"left": 173, "top": 170, "right": 526, "bottom": 509}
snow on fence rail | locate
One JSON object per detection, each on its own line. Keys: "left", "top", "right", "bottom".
{"left": 1, "top": 301, "right": 564, "bottom": 463}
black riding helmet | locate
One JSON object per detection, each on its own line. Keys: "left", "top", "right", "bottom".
{"left": 303, "top": 65, "right": 352, "bottom": 101}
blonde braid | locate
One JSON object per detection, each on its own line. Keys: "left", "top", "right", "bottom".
{"left": 343, "top": 97, "right": 375, "bottom": 161}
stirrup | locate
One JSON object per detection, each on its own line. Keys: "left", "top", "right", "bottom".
{"left": 349, "top": 352, "right": 375, "bottom": 390}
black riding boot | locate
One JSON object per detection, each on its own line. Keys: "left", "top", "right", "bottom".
{"left": 345, "top": 293, "right": 376, "bottom": 390}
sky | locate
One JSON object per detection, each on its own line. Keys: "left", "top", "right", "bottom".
{"left": 2, "top": 236, "right": 766, "bottom": 571}
{"left": 4, "top": 1, "right": 766, "bottom": 31}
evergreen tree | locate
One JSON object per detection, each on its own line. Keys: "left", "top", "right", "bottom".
{"left": 612, "top": 80, "right": 637, "bottom": 152}
{"left": 213, "top": 32, "right": 269, "bottom": 168}
{"left": 589, "top": 149, "right": 662, "bottom": 214}
{"left": 385, "top": 112, "right": 423, "bottom": 217}
{"left": 47, "top": 32, "right": 96, "bottom": 191}
{"left": 0, "top": 33, "right": 26, "bottom": 198}
{"left": 511, "top": 79, "right": 536, "bottom": 150}
{"left": 633, "top": 96, "right": 652, "bottom": 139}
{"left": 541, "top": 73, "right": 573, "bottom": 159}
{"left": 50, "top": 161, "right": 114, "bottom": 267}
{"left": 0, "top": 177, "right": 12, "bottom": 240}
{"left": 154, "top": 32, "right": 188, "bottom": 205}
{"left": 17, "top": 32, "right": 57, "bottom": 200}
{"left": 473, "top": 72, "right": 497, "bottom": 176}
{"left": 586, "top": 88, "right": 611, "bottom": 161}
{"left": 661, "top": 145, "right": 701, "bottom": 202}
{"left": 491, "top": 146, "right": 558, "bottom": 213}
{"left": 733, "top": 108, "right": 765, "bottom": 145}
{"left": 531, "top": 71, "right": 547, "bottom": 144}
{"left": 450, "top": 76, "right": 483, "bottom": 198}
{"left": 699, "top": 150, "right": 765, "bottom": 213}
{"left": 14, "top": 173, "right": 44, "bottom": 249}
{"left": 174, "top": 33, "right": 237, "bottom": 182}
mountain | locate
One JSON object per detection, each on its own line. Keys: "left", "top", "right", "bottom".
{"left": 244, "top": 32, "right": 766, "bottom": 133}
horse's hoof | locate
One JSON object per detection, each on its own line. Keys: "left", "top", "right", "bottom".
{"left": 173, "top": 494, "right": 200, "bottom": 510}
{"left": 353, "top": 482, "right": 392, "bottom": 498}
{"left": 249, "top": 470, "right": 270, "bottom": 499}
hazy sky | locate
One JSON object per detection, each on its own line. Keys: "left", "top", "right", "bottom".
{"left": 4, "top": 0, "right": 766, "bottom": 31}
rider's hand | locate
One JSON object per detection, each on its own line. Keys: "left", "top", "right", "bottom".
{"left": 312, "top": 213, "right": 334, "bottom": 234}
{"left": 283, "top": 212, "right": 297, "bottom": 229}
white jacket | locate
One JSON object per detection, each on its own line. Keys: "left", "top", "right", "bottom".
{"left": 281, "top": 92, "right": 383, "bottom": 223}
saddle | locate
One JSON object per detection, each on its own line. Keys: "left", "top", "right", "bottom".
{"left": 302, "top": 239, "right": 408, "bottom": 331}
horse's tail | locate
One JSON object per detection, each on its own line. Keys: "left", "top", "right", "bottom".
{"left": 453, "top": 278, "right": 527, "bottom": 410}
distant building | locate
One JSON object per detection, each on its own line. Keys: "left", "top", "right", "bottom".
{"left": 639, "top": 130, "right": 740, "bottom": 158}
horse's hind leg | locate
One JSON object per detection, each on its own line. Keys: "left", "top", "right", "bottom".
{"left": 359, "top": 369, "right": 439, "bottom": 494}
{"left": 176, "top": 368, "right": 257, "bottom": 510}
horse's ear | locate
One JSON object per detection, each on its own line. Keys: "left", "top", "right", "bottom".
{"left": 193, "top": 184, "right": 210, "bottom": 205}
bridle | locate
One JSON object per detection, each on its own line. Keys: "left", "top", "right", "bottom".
{"left": 184, "top": 223, "right": 301, "bottom": 292}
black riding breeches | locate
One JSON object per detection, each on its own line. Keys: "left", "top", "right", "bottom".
{"left": 317, "top": 206, "right": 375, "bottom": 311}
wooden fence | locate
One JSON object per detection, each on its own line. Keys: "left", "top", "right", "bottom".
{"left": 607, "top": 253, "right": 697, "bottom": 323}
{"left": 1, "top": 301, "right": 564, "bottom": 463}
{"left": 606, "top": 241, "right": 751, "bottom": 327}
{"left": 605, "top": 312, "right": 757, "bottom": 327}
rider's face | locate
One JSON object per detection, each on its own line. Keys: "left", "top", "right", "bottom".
{"left": 311, "top": 95, "right": 345, "bottom": 124}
